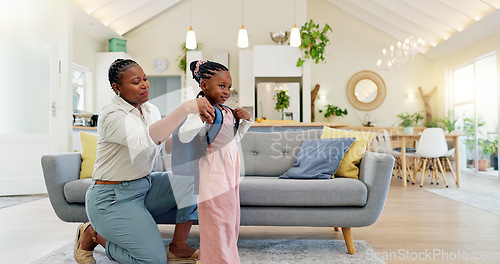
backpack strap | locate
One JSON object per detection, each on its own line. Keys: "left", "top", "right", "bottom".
{"left": 220, "top": 104, "right": 240, "bottom": 135}
{"left": 206, "top": 106, "right": 223, "bottom": 145}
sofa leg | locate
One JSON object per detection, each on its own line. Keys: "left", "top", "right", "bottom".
{"left": 333, "top": 227, "right": 340, "bottom": 231}
{"left": 341, "top": 227, "right": 355, "bottom": 254}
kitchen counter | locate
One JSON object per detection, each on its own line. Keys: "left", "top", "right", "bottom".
{"left": 249, "top": 121, "right": 350, "bottom": 132}
{"left": 73, "top": 125, "right": 97, "bottom": 131}
{"left": 251, "top": 121, "right": 350, "bottom": 127}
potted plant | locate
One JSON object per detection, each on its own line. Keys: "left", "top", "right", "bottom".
{"left": 478, "top": 137, "right": 497, "bottom": 171}
{"left": 396, "top": 112, "right": 423, "bottom": 134}
{"left": 273, "top": 86, "right": 290, "bottom": 120}
{"left": 319, "top": 104, "right": 348, "bottom": 123}
{"left": 462, "top": 116, "right": 486, "bottom": 168}
{"left": 440, "top": 114, "right": 458, "bottom": 133}
{"left": 296, "top": 19, "right": 333, "bottom": 67}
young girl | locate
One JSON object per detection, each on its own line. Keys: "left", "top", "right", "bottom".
{"left": 178, "top": 60, "right": 253, "bottom": 263}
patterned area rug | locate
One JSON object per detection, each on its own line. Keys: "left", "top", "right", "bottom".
{"left": 425, "top": 188, "right": 500, "bottom": 216}
{"left": 34, "top": 239, "right": 386, "bottom": 263}
{"left": 0, "top": 194, "right": 47, "bottom": 209}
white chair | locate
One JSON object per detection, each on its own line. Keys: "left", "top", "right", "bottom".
{"left": 412, "top": 128, "right": 457, "bottom": 187}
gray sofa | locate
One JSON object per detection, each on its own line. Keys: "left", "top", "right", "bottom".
{"left": 41, "top": 129, "right": 394, "bottom": 254}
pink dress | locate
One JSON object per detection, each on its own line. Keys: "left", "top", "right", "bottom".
{"left": 198, "top": 107, "right": 241, "bottom": 264}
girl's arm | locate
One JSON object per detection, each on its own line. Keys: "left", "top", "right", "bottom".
{"left": 149, "top": 97, "right": 214, "bottom": 145}
{"left": 233, "top": 108, "right": 254, "bottom": 142}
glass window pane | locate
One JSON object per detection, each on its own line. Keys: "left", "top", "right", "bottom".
{"left": 453, "top": 64, "right": 474, "bottom": 104}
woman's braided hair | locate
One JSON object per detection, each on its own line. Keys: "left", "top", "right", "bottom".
{"left": 190, "top": 60, "right": 228, "bottom": 85}
{"left": 108, "top": 59, "right": 139, "bottom": 90}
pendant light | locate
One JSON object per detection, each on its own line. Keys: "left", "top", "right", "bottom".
{"left": 290, "top": 0, "right": 301, "bottom": 47}
{"left": 237, "top": 0, "right": 248, "bottom": 48}
{"left": 186, "top": 0, "right": 197, "bottom": 50}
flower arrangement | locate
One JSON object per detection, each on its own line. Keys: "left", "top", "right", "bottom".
{"left": 273, "top": 86, "right": 290, "bottom": 120}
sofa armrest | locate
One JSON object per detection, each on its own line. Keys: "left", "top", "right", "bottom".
{"left": 41, "top": 152, "right": 88, "bottom": 222}
{"left": 357, "top": 151, "right": 395, "bottom": 226}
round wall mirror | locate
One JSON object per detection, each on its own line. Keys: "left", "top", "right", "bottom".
{"left": 346, "top": 70, "right": 386, "bottom": 111}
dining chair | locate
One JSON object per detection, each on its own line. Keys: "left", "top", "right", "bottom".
{"left": 412, "top": 128, "right": 456, "bottom": 187}
{"left": 372, "top": 129, "right": 415, "bottom": 182}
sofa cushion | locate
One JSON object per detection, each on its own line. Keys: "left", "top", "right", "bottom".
{"left": 279, "top": 137, "right": 355, "bottom": 179}
{"left": 239, "top": 176, "right": 367, "bottom": 207}
{"left": 79, "top": 131, "right": 98, "bottom": 179}
{"left": 64, "top": 178, "right": 92, "bottom": 203}
{"left": 321, "top": 127, "right": 377, "bottom": 179}
{"left": 240, "top": 130, "right": 322, "bottom": 176}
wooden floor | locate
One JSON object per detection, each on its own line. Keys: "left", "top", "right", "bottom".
{"left": 160, "top": 172, "right": 500, "bottom": 263}
{"left": 2, "top": 171, "right": 500, "bottom": 263}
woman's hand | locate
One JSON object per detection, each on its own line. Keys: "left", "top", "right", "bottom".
{"left": 184, "top": 97, "right": 215, "bottom": 123}
{"left": 233, "top": 108, "right": 251, "bottom": 121}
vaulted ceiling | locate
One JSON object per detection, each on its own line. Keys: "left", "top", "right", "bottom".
{"left": 73, "top": 0, "right": 500, "bottom": 57}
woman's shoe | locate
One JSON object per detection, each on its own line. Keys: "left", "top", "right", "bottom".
{"left": 167, "top": 240, "right": 199, "bottom": 263}
{"left": 74, "top": 222, "right": 96, "bottom": 264}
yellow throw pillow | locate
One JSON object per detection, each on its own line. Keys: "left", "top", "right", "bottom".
{"left": 321, "top": 127, "right": 377, "bottom": 179}
{"left": 79, "top": 131, "right": 98, "bottom": 179}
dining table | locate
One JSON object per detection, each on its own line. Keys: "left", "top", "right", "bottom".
{"left": 390, "top": 133, "right": 464, "bottom": 187}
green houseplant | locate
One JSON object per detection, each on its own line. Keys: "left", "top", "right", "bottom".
{"left": 440, "top": 114, "right": 458, "bottom": 133}
{"left": 178, "top": 42, "right": 203, "bottom": 72}
{"left": 273, "top": 87, "right": 290, "bottom": 120}
{"left": 478, "top": 137, "right": 497, "bottom": 171}
{"left": 296, "top": 19, "right": 333, "bottom": 67}
{"left": 319, "top": 104, "right": 348, "bottom": 122}
{"left": 397, "top": 112, "right": 423, "bottom": 134}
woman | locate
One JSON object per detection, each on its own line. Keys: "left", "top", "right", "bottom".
{"left": 74, "top": 59, "right": 214, "bottom": 264}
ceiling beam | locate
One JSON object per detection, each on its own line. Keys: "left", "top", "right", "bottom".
{"left": 371, "top": 0, "right": 453, "bottom": 40}
{"left": 481, "top": 0, "right": 500, "bottom": 8}
{"left": 402, "top": 0, "right": 474, "bottom": 31}
{"left": 438, "top": 0, "right": 495, "bottom": 21}
{"left": 92, "top": 0, "right": 153, "bottom": 26}
{"left": 73, "top": 0, "right": 114, "bottom": 14}
{"left": 108, "top": 0, "right": 182, "bottom": 35}
{"left": 328, "top": 0, "right": 440, "bottom": 46}
{"left": 72, "top": 3, "right": 121, "bottom": 43}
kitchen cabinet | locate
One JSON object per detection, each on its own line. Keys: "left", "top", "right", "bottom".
{"left": 253, "top": 45, "right": 302, "bottom": 77}
{"left": 239, "top": 46, "right": 311, "bottom": 122}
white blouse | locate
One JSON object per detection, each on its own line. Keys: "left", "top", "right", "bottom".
{"left": 92, "top": 96, "right": 163, "bottom": 181}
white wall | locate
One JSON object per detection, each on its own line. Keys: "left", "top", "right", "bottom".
{"left": 73, "top": 29, "right": 106, "bottom": 70}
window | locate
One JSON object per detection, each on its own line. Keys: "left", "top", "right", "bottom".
{"left": 451, "top": 53, "right": 498, "bottom": 177}
{"left": 72, "top": 64, "right": 90, "bottom": 112}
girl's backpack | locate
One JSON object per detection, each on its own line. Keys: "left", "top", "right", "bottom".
{"left": 171, "top": 105, "right": 239, "bottom": 177}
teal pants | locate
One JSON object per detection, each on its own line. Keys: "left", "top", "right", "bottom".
{"left": 85, "top": 172, "right": 198, "bottom": 264}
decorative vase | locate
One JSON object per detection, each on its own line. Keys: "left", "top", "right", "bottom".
{"left": 402, "top": 127, "right": 414, "bottom": 135}
{"left": 72, "top": 91, "right": 80, "bottom": 112}
{"left": 280, "top": 109, "right": 285, "bottom": 120}
{"left": 327, "top": 116, "right": 337, "bottom": 123}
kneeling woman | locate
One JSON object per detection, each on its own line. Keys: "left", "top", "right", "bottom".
{"left": 74, "top": 59, "right": 214, "bottom": 264}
